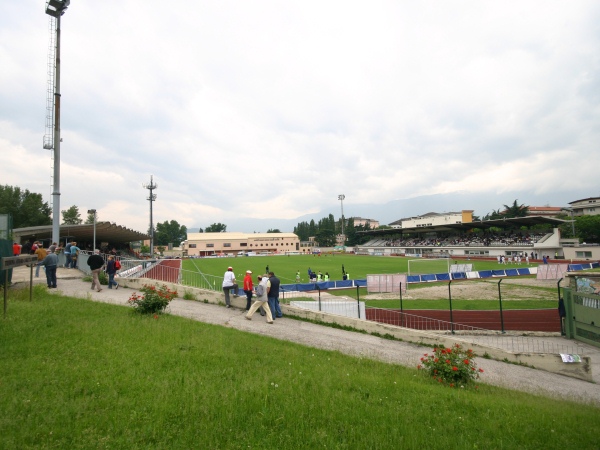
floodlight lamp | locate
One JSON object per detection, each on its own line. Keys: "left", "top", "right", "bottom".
{"left": 45, "top": 0, "right": 70, "bottom": 18}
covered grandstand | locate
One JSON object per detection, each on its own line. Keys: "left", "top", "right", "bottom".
{"left": 355, "top": 216, "right": 570, "bottom": 259}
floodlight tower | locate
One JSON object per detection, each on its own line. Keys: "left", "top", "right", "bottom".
{"left": 143, "top": 176, "right": 157, "bottom": 256}
{"left": 338, "top": 194, "right": 345, "bottom": 244}
{"left": 44, "top": 0, "right": 70, "bottom": 246}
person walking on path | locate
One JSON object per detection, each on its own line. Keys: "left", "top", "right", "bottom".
{"left": 222, "top": 266, "right": 238, "bottom": 308}
{"left": 106, "top": 255, "right": 119, "bottom": 290}
{"left": 35, "top": 245, "right": 48, "bottom": 277}
{"left": 64, "top": 241, "right": 72, "bottom": 268}
{"left": 267, "top": 271, "right": 282, "bottom": 319}
{"left": 243, "top": 270, "right": 254, "bottom": 311}
{"left": 246, "top": 275, "right": 273, "bottom": 323}
{"left": 40, "top": 248, "right": 59, "bottom": 288}
{"left": 12, "top": 242, "right": 21, "bottom": 256}
{"left": 69, "top": 242, "right": 80, "bottom": 269}
{"left": 87, "top": 249, "right": 105, "bottom": 292}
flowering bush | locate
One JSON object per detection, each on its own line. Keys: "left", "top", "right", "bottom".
{"left": 128, "top": 284, "right": 177, "bottom": 314}
{"left": 417, "top": 344, "right": 483, "bottom": 387}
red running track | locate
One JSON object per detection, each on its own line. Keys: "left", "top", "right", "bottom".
{"left": 141, "top": 259, "right": 182, "bottom": 284}
{"left": 366, "top": 309, "right": 561, "bottom": 332}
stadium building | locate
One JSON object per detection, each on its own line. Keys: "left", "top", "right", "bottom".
{"left": 181, "top": 232, "right": 300, "bottom": 257}
{"left": 354, "top": 213, "right": 600, "bottom": 261}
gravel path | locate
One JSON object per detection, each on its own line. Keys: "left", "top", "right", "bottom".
{"left": 11, "top": 267, "right": 600, "bottom": 407}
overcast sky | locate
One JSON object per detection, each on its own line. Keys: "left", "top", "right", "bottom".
{"left": 1, "top": 1, "right": 599, "bottom": 233}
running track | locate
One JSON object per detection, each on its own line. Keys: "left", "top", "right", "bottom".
{"left": 366, "top": 309, "right": 561, "bottom": 332}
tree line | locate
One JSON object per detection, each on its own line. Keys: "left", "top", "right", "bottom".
{"left": 293, "top": 214, "right": 375, "bottom": 247}
{"left": 1, "top": 185, "right": 598, "bottom": 244}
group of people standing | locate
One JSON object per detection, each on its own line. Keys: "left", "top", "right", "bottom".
{"left": 222, "top": 266, "right": 283, "bottom": 323}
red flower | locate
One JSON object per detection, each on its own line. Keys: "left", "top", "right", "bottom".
{"left": 445, "top": 359, "right": 451, "bottom": 364}
{"left": 479, "top": 368, "right": 484, "bottom": 373}
{"left": 464, "top": 359, "right": 470, "bottom": 365}
{"left": 452, "top": 366, "right": 458, "bottom": 371}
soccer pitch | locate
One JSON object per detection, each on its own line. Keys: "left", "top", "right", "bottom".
{"left": 182, "top": 254, "right": 491, "bottom": 284}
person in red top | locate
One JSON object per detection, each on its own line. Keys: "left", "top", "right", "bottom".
{"left": 13, "top": 242, "right": 21, "bottom": 256}
{"left": 243, "top": 270, "right": 254, "bottom": 311}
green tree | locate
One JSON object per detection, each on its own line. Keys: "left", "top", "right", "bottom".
{"left": 267, "top": 229, "right": 281, "bottom": 233}
{"left": 85, "top": 211, "right": 98, "bottom": 224}
{"left": 574, "top": 215, "right": 600, "bottom": 243}
{"left": 502, "top": 200, "right": 529, "bottom": 218}
{"left": 293, "top": 221, "right": 310, "bottom": 241}
{"left": 0, "top": 185, "right": 52, "bottom": 228}
{"left": 205, "top": 223, "right": 227, "bottom": 232}
{"left": 61, "top": 205, "right": 82, "bottom": 225}
{"left": 155, "top": 220, "right": 187, "bottom": 246}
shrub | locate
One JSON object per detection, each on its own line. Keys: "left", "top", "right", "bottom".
{"left": 417, "top": 343, "right": 483, "bottom": 387}
{"left": 128, "top": 284, "right": 177, "bottom": 314}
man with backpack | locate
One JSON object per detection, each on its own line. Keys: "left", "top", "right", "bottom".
{"left": 106, "top": 255, "right": 120, "bottom": 289}
{"left": 245, "top": 274, "right": 273, "bottom": 323}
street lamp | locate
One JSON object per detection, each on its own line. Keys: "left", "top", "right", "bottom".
{"left": 338, "top": 194, "right": 345, "bottom": 245}
{"left": 87, "top": 209, "right": 96, "bottom": 250}
{"left": 45, "top": 0, "right": 70, "bottom": 247}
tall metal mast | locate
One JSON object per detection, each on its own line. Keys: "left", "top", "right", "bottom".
{"left": 143, "top": 176, "right": 158, "bottom": 256}
{"left": 44, "top": 0, "right": 70, "bottom": 246}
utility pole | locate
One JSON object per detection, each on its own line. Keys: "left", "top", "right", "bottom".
{"left": 143, "top": 176, "right": 157, "bottom": 256}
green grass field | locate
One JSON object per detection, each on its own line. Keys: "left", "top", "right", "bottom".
{"left": 182, "top": 254, "right": 520, "bottom": 284}
{"left": 1, "top": 288, "right": 598, "bottom": 449}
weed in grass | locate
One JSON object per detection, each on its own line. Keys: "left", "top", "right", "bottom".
{"left": 182, "top": 290, "right": 196, "bottom": 301}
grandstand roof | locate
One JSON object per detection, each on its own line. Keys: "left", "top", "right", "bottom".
{"left": 360, "top": 215, "right": 568, "bottom": 236}
{"left": 13, "top": 222, "right": 150, "bottom": 245}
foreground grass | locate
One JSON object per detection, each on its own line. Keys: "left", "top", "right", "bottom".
{"left": 1, "top": 291, "right": 598, "bottom": 449}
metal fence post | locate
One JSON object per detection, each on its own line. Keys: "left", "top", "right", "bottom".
{"left": 399, "top": 282, "right": 404, "bottom": 327}
{"left": 318, "top": 287, "right": 322, "bottom": 312}
{"left": 356, "top": 285, "right": 361, "bottom": 319}
{"left": 497, "top": 278, "right": 505, "bottom": 333}
{"left": 448, "top": 280, "right": 454, "bottom": 334}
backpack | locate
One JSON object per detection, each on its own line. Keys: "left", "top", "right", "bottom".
{"left": 115, "top": 260, "right": 122, "bottom": 270}
{"left": 255, "top": 284, "right": 264, "bottom": 297}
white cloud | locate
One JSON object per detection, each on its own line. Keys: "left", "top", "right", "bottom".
{"left": 1, "top": 0, "right": 599, "bottom": 233}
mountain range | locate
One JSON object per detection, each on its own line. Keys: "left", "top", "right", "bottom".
{"left": 201, "top": 189, "right": 589, "bottom": 234}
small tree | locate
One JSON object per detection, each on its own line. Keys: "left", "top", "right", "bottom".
{"left": 62, "top": 205, "right": 82, "bottom": 225}
{"left": 205, "top": 223, "right": 227, "bottom": 232}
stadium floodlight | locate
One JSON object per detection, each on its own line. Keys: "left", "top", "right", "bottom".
{"left": 87, "top": 209, "right": 97, "bottom": 250}
{"left": 45, "top": 0, "right": 70, "bottom": 17}
{"left": 45, "top": 0, "right": 70, "bottom": 247}
{"left": 338, "top": 194, "right": 345, "bottom": 244}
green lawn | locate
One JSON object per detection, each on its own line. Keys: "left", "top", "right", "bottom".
{"left": 1, "top": 288, "right": 598, "bottom": 449}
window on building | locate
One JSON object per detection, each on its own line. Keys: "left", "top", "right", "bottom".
{"left": 206, "top": 244, "right": 214, "bottom": 248}
{"left": 189, "top": 244, "right": 197, "bottom": 248}
{"left": 576, "top": 251, "right": 592, "bottom": 258}
{"left": 224, "top": 243, "right": 231, "bottom": 247}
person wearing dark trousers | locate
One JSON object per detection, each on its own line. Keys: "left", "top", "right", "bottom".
{"left": 41, "top": 248, "right": 59, "bottom": 288}
{"left": 106, "top": 255, "right": 119, "bottom": 290}
{"left": 222, "top": 266, "right": 238, "bottom": 308}
{"left": 243, "top": 270, "right": 254, "bottom": 311}
{"left": 267, "top": 271, "right": 283, "bottom": 319}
